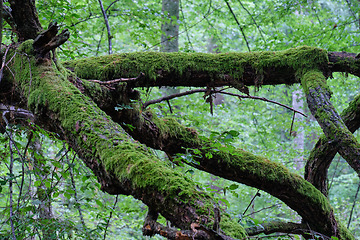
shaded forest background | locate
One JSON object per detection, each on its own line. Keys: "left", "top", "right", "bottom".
{"left": 0, "top": 0, "right": 360, "bottom": 239}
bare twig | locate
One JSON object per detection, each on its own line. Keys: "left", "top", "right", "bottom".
{"left": 0, "top": 44, "right": 12, "bottom": 83}
{"left": 243, "top": 203, "right": 281, "bottom": 217}
{"left": 148, "top": 7, "right": 221, "bottom": 50}
{"left": 87, "top": 72, "right": 144, "bottom": 84}
{"left": 17, "top": 131, "right": 33, "bottom": 210}
{"left": 236, "top": 0, "right": 266, "bottom": 44}
{"left": 224, "top": 0, "right": 251, "bottom": 52}
{"left": 348, "top": 181, "right": 360, "bottom": 228}
{"left": 98, "top": 0, "right": 113, "bottom": 54}
{"left": 7, "top": 126, "right": 16, "bottom": 240}
{"left": 179, "top": 0, "right": 194, "bottom": 50}
{"left": 143, "top": 88, "right": 308, "bottom": 117}
{"left": 289, "top": 111, "right": 296, "bottom": 136}
{"left": 103, "top": 195, "right": 119, "bottom": 240}
{"left": 242, "top": 190, "right": 260, "bottom": 215}
{"left": 65, "top": 148, "right": 90, "bottom": 238}
{"left": 105, "top": 0, "right": 121, "bottom": 13}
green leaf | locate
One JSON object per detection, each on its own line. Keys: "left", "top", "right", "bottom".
{"left": 228, "top": 184, "right": 239, "bottom": 190}
{"left": 218, "top": 198, "right": 230, "bottom": 208}
{"left": 34, "top": 180, "right": 41, "bottom": 187}
{"left": 64, "top": 192, "right": 71, "bottom": 199}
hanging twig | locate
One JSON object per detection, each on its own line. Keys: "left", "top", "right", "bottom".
{"left": 17, "top": 131, "right": 34, "bottom": 210}
{"left": 4, "top": 114, "right": 16, "bottom": 240}
{"left": 236, "top": 0, "right": 266, "bottom": 44}
{"left": 242, "top": 190, "right": 260, "bottom": 216}
{"left": 65, "top": 147, "right": 90, "bottom": 238}
{"left": 143, "top": 88, "right": 307, "bottom": 117}
{"left": 224, "top": 0, "right": 251, "bottom": 52}
{"left": 347, "top": 181, "right": 360, "bottom": 228}
{"left": 98, "top": 0, "right": 113, "bottom": 54}
{"left": 103, "top": 195, "right": 119, "bottom": 240}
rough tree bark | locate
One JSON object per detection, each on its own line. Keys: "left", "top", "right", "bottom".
{"left": 1, "top": 1, "right": 360, "bottom": 239}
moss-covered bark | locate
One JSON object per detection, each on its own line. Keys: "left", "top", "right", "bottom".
{"left": 66, "top": 70, "right": 353, "bottom": 238}
{"left": 300, "top": 69, "right": 360, "bottom": 178}
{"left": 5, "top": 38, "right": 360, "bottom": 239}
{"left": 9, "top": 41, "right": 247, "bottom": 239}
{"left": 64, "top": 46, "right": 329, "bottom": 88}
{"left": 305, "top": 93, "right": 360, "bottom": 195}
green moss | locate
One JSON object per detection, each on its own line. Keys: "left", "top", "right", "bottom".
{"left": 220, "top": 216, "right": 247, "bottom": 239}
{"left": 12, "top": 41, "right": 244, "bottom": 235}
{"left": 17, "top": 39, "right": 35, "bottom": 55}
{"left": 64, "top": 46, "right": 328, "bottom": 87}
{"left": 299, "top": 69, "right": 332, "bottom": 95}
{"left": 337, "top": 221, "right": 355, "bottom": 240}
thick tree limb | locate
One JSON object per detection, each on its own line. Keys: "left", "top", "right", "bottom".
{"left": 8, "top": 41, "right": 247, "bottom": 240}
{"left": 9, "top": 0, "right": 42, "bottom": 40}
{"left": 64, "top": 47, "right": 360, "bottom": 88}
{"left": 300, "top": 70, "right": 360, "bottom": 178}
{"left": 305, "top": 93, "right": 360, "bottom": 195}
{"left": 69, "top": 76, "right": 351, "bottom": 239}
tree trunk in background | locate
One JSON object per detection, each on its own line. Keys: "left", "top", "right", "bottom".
{"left": 161, "top": 0, "right": 179, "bottom": 52}
{"left": 292, "top": 89, "right": 305, "bottom": 171}
{"left": 30, "top": 136, "right": 55, "bottom": 239}
{"left": 161, "top": 0, "right": 180, "bottom": 96}
{"left": 207, "top": 36, "right": 224, "bottom": 105}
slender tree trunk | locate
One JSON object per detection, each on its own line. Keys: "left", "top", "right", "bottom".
{"left": 31, "top": 136, "right": 55, "bottom": 239}
{"left": 292, "top": 89, "right": 305, "bottom": 170}
{"left": 161, "top": 0, "right": 179, "bottom": 52}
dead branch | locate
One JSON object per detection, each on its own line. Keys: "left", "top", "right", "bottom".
{"left": 142, "top": 88, "right": 307, "bottom": 117}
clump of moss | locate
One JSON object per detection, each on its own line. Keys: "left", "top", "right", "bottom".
{"left": 220, "top": 216, "right": 247, "bottom": 239}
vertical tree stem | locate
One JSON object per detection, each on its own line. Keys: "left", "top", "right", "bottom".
{"left": 8, "top": 132, "right": 16, "bottom": 240}
{"left": 347, "top": 182, "right": 360, "bottom": 228}
{"left": 98, "top": 0, "right": 112, "bottom": 54}
{"left": 224, "top": 0, "right": 251, "bottom": 52}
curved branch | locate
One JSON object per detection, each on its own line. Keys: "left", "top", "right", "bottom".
{"left": 9, "top": 43, "right": 248, "bottom": 240}
{"left": 300, "top": 70, "right": 360, "bottom": 178}
{"left": 98, "top": 0, "right": 113, "bottom": 54}
{"left": 143, "top": 88, "right": 307, "bottom": 117}
{"left": 72, "top": 79, "right": 349, "bottom": 238}
{"left": 305, "top": 92, "right": 360, "bottom": 195}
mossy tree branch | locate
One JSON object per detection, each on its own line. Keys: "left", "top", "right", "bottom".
{"left": 300, "top": 69, "right": 360, "bottom": 178}
{"left": 305, "top": 93, "right": 360, "bottom": 196}
{"left": 64, "top": 47, "right": 360, "bottom": 88}
{"left": 7, "top": 41, "right": 248, "bottom": 240}
{"left": 68, "top": 74, "right": 352, "bottom": 239}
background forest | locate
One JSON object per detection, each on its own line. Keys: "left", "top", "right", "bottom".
{"left": 0, "top": 0, "right": 360, "bottom": 239}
